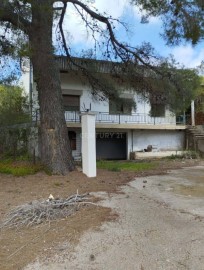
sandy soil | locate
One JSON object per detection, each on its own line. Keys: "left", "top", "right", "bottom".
{"left": 0, "top": 159, "right": 202, "bottom": 270}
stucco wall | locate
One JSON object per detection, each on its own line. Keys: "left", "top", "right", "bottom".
{"left": 61, "top": 73, "right": 109, "bottom": 113}
{"left": 127, "top": 130, "right": 185, "bottom": 153}
{"left": 19, "top": 70, "right": 30, "bottom": 95}
{"left": 61, "top": 73, "right": 144, "bottom": 114}
{"left": 60, "top": 73, "right": 176, "bottom": 122}
{"left": 67, "top": 128, "right": 185, "bottom": 160}
{"left": 27, "top": 71, "right": 176, "bottom": 125}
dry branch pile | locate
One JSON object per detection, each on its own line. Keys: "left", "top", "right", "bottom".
{"left": 0, "top": 193, "right": 92, "bottom": 229}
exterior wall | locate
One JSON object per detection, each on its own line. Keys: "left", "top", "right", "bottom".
{"left": 19, "top": 59, "right": 31, "bottom": 96}
{"left": 135, "top": 94, "right": 148, "bottom": 114}
{"left": 61, "top": 73, "right": 109, "bottom": 112}
{"left": 20, "top": 61, "right": 185, "bottom": 161}
{"left": 135, "top": 95, "right": 176, "bottom": 123}
{"left": 130, "top": 130, "right": 185, "bottom": 153}
{"left": 25, "top": 71, "right": 176, "bottom": 125}
{"left": 19, "top": 70, "right": 30, "bottom": 95}
{"left": 74, "top": 128, "right": 185, "bottom": 160}
{"left": 60, "top": 73, "right": 176, "bottom": 124}
{"left": 20, "top": 63, "right": 38, "bottom": 113}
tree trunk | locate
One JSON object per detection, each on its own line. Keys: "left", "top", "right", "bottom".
{"left": 29, "top": 1, "right": 75, "bottom": 174}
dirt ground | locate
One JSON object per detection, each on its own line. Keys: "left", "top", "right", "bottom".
{"left": 26, "top": 168, "right": 204, "bottom": 270}
{"left": 0, "top": 159, "right": 202, "bottom": 270}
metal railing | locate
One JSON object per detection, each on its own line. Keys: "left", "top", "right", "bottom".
{"left": 64, "top": 111, "right": 182, "bottom": 125}
{"left": 64, "top": 111, "right": 80, "bottom": 122}
{"left": 95, "top": 112, "right": 175, "bottom": 125}
{"left": 34, "top": 110, "right": 188, "bottom": 125}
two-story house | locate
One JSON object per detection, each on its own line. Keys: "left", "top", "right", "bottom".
{"left": 21, "top": 57, "right": 187, "bottom": 160}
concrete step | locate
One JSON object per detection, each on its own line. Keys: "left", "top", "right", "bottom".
{"left": 192, "top": 134, "right": 204, "bottom": 137}
{"left": 187, "top": 130, "right": 200, "bottom": 133}
{"left": 188, "top": 133, "right": 200, "bottom": 136}
{"left": 187, "top": 130, "right": 204, "bottom": 135}
{"left": 187, "top": 133, "right": 204, "bottom": 137}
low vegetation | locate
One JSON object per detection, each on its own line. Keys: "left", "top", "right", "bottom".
{"left": 97, "top": 160, "right": 156, "bottom": 172}
{"left": 0, "top": 157, "right": 43, "bottom": 176}
{"left": 0, "top": 155, "right": 200, "bottom": 177}
{"left": 167, "top": 151, "right": 199, "bottom": 160}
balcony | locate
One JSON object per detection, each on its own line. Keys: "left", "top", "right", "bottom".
{"left": 64, "top": 111, "right": 187, "bottom": 126}
{"left": 33, "top": 110, "right": 187, "bottom": 129}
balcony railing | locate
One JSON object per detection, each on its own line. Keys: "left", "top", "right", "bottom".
{"left": 64, "top": 111, "right": 187, "bottom": 125}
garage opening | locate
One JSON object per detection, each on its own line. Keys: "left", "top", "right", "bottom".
{"left": 96, "top": 132, "right": 127, "bottom": 160}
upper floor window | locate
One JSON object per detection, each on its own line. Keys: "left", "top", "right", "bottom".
{"left": 150, "top": 103, "right": 165, "bottom": 117}
{"left": 109, "top": 98, "right": 132, "bottom": 115}
{"left": 63, "top": 95, "right": 80, "bottom": 111}
{"left": 149, "top": 92, "right": 166, "bottom": 117}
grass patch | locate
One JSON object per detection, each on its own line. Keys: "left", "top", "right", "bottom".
{"left": 97, "top": 160, "right": 156, "bottom": 172}
{"left": 0, "top": 161, "right": 43, "bottom": 177}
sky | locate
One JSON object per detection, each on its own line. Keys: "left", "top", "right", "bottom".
{"left": 61, "top": 0, "right": 204, "bottom": 69}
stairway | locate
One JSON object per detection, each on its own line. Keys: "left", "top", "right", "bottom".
{"left": 186, "top": 126, "right": 204, "bottom": 156}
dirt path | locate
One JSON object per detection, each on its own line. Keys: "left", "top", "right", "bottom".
{"left": 25, "top": 167, "right": 204, "bottom": 270}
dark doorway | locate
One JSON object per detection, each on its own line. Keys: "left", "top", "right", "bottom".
{"left": 96, "top": 132, "right": 126, "bottom": 160}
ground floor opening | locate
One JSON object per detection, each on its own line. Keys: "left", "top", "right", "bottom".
{"left": 96, "top": 132, "right": 127, "bottom": 160}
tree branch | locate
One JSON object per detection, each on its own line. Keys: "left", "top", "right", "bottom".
{"left": 53, "top": 7, "right": 63, "bottom": 11}
{"left": 57, "top": 2, "right": 138, "bottom": 103}
{"left": 0, "top": 1, "right": 31, "bottom": 33}
{"left": 58, "top": 0, "right": 155, "bottom": 68}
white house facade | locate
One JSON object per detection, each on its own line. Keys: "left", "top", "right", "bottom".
{"left": 21, "top": 57, "right": 187, "bottom": 160}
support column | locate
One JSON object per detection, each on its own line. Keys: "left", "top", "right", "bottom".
{"left": 81, "top": 112, "right": 96, "bottom": 177}
{"left": 191, "top": 100, "right": 195, "bottom": 126}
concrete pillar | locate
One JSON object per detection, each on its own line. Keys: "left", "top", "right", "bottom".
{"left": 81, "top": 112, "right": 96, "bottom": 177}
{"left": 191, "top": 100, "right": 195, "bottom": 126}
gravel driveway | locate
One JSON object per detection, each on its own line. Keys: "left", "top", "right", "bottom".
{"left": 25, "top": 166, "right": 204, "bottom": 270}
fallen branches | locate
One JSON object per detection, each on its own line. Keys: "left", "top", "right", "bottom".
{"left": 0, "top": 193, "right": 92, "bottom": 229}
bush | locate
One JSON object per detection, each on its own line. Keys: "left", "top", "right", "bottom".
{"left": 0, "top": 85, "right": 32, "bottom": 160}
{"left": 0, "top": 161, "right": 43, "bottom": 176}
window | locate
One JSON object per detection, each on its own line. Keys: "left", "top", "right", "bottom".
{"left": 109, "top": 98, "right": 132, "bottom": 115}
{"left": 149, "top": 92, "right": 166, "bottom": 117}
{"left": 63, "top": 95, "right": 80, "bottom": 111}
{"left": 150, "top": 103, "right": 165, "bottom": 117}
{"left": 68, "top": 131, "right": 76, "bottom": 150}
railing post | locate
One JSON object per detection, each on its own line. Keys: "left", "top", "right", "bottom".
{"left": 75, "top": 111, "right": 76, "bottom": 122}
{"left": 119, "top": 113, "right": 121, "bottom": 124}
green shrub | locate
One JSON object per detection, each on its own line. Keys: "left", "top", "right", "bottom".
{"left": 0, "top": 162, "right": 43, "bottom": 176}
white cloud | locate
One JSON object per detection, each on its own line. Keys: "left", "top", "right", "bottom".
{"left": 60, "top": 0, "right": 129, "bottom": 46}
{"left": 170, "top": 45, "right": 204, "bottom": 68}
{"left": 130, "top": 3, "right": 161, "bottom": 25}
{"left": 93, "top": 0, "right": 128, "bottom": 18}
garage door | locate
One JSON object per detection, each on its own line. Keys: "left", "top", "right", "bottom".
{"left": 96, "top": 132, "right": 127, "bottom": 160}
